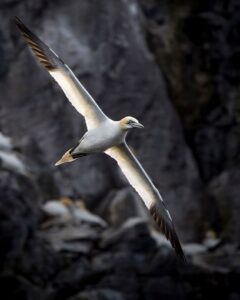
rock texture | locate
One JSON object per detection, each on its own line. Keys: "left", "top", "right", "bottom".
{"left": 1, "top": 0, "right": 240, "bottom": 299}
{"left": 0, "top": 0, "right": 202, "bottom": 241}
{"left": 0, "top": 132, "right": 240, "bottom": 299}
{"left": 1, "top": 162, "right": 240, "bottom": 300}
{"left": 139, "top": 0, "right": 240, "bottom": 246}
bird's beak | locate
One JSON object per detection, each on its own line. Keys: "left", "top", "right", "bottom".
{"left": 132, "top": 122, "right": 144, "bottom": 129}
{"left": 55, "top": 150, "right": 75, "bottom": 166}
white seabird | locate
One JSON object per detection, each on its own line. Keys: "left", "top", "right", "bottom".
{"left": 0, "top": 150, "right": 27, "bottom": 175}
{"left": 16, "top": 18, "right": 186, "bottom": 260}
{"left": 0, "top": 132, "right": 12, "bottom": 151}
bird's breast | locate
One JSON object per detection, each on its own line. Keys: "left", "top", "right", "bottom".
{"left": 80, "top": 121, "right": 126, "bottom": 152}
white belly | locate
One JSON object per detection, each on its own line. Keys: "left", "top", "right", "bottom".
{"left": 74, "top": 120, "right": 126, "bottom": 153}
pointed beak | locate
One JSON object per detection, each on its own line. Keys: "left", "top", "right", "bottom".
{"left": 55, "top": 150, "right": 75, "bottom": 166}
{"left": 132, "top": 122, "right": 144, "bottom": 129}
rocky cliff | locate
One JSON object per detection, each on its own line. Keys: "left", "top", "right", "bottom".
{"left": 1, "top": 0, "right": 240, "bottom": 299}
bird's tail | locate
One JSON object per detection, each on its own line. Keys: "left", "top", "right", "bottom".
{"left": 55, "top": 148, "right": 87, "bottom": 166}
{"left": 55, "top": 149, "right": 75, "bottom": 166}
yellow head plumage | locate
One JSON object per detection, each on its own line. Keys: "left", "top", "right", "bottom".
{"left": 119, "top": 116, "right": 144, "bottom": 130}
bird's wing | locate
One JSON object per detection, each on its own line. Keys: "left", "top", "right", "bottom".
{"left": 15, "top": 17, "right": 108, "bottom": 130}
{"left": 105, "top": 143, "right": 186, "bottom": 260}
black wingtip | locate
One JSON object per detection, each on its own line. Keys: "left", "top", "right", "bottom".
{"left": 15, "top": 16, "right": 22, "bottom": 25}
{"left": 172, "top": 230, "right": 187, "bottom": 263}
{"left": 15, "top": 16, "right": 27, "bottom": 32}
{"left": 15, "top": 16, "right": 59, "bottom": 71}
{"left": 150, "top": 203, "right": 187, "bottom": 262}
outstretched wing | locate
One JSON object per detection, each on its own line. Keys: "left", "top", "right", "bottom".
{"left": 105, "top": 143, "right": 186, "bottom": 261}
{"left": 15, "top": 17, "right": 108, "bottom": 130}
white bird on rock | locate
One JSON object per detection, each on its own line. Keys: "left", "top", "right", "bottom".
{"left": 16, "top": 17, "right": 186, "bottom": 261}
{"left": 0, "top": 132, "right": 12, "bottom": 151}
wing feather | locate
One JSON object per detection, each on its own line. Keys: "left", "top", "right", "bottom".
{"left": 105, "top": 143, "right": 186, "bottom": 261}
{"left": 15, "top": 17, "right": 108, "bottom": 129}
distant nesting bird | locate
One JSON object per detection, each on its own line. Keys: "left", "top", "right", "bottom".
{"left": 0, "top": 132, "right": 12, "bottom": 151}
{"left": 15, "top": 18, "right": 185, "bottom": 260}
{"left": 42, "top": 198, "right": 107, "bottom": 228}
{"left": 0, "top": 150, "right": 27, "bottom": 175}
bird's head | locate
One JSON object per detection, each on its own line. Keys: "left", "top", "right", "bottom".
{"left": 119, "top": 116, "right": 144, "bottom": 131}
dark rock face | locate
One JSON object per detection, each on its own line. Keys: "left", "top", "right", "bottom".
{"left": 206, "top": 168, "right": 240, "bottom": 244}
{"left": 0, "top": 146, "right": 240, "bottom": 299}
{"left": 140, "top": 0, "right": 240, "bottom": 182}
{"left": 68, "top": 289, "right": 124, "bottom": 300}
{"left": 139, "top": 0, "right": 240, "bottom": 245}
{"left": 0, "top": 0, "right": 202, "bottom": 241}
{"left": 1, "top": 0, "right": 240, "bottom": 299}
{"left": 139, "top": 0, "right": 240, "bottom": 180}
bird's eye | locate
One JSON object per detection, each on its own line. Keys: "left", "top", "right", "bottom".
{"left": 128, "top": 120, "right": 134, "bottom": 125}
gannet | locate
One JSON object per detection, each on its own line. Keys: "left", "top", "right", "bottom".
{"left": 0, "top": 150, "right": 27, "bottom": 175}
{"left": 42, "top": 198, "right": 107, "bottom": 228}
{"left": 42, "top": 200, "right": 70, "bottom": 218}
{"left": 0, "top": 132, "right": 12, "bottom": 151}
{"left": 15, "top": 18, "right": 186, "bottom": 260}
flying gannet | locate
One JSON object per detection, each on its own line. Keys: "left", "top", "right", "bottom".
{"left": 15, "top": 17, "right": 186, "bottom": 260}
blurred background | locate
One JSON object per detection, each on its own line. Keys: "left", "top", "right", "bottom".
{"left": 1, "top": 0, "right": 240, "bottom": 299}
